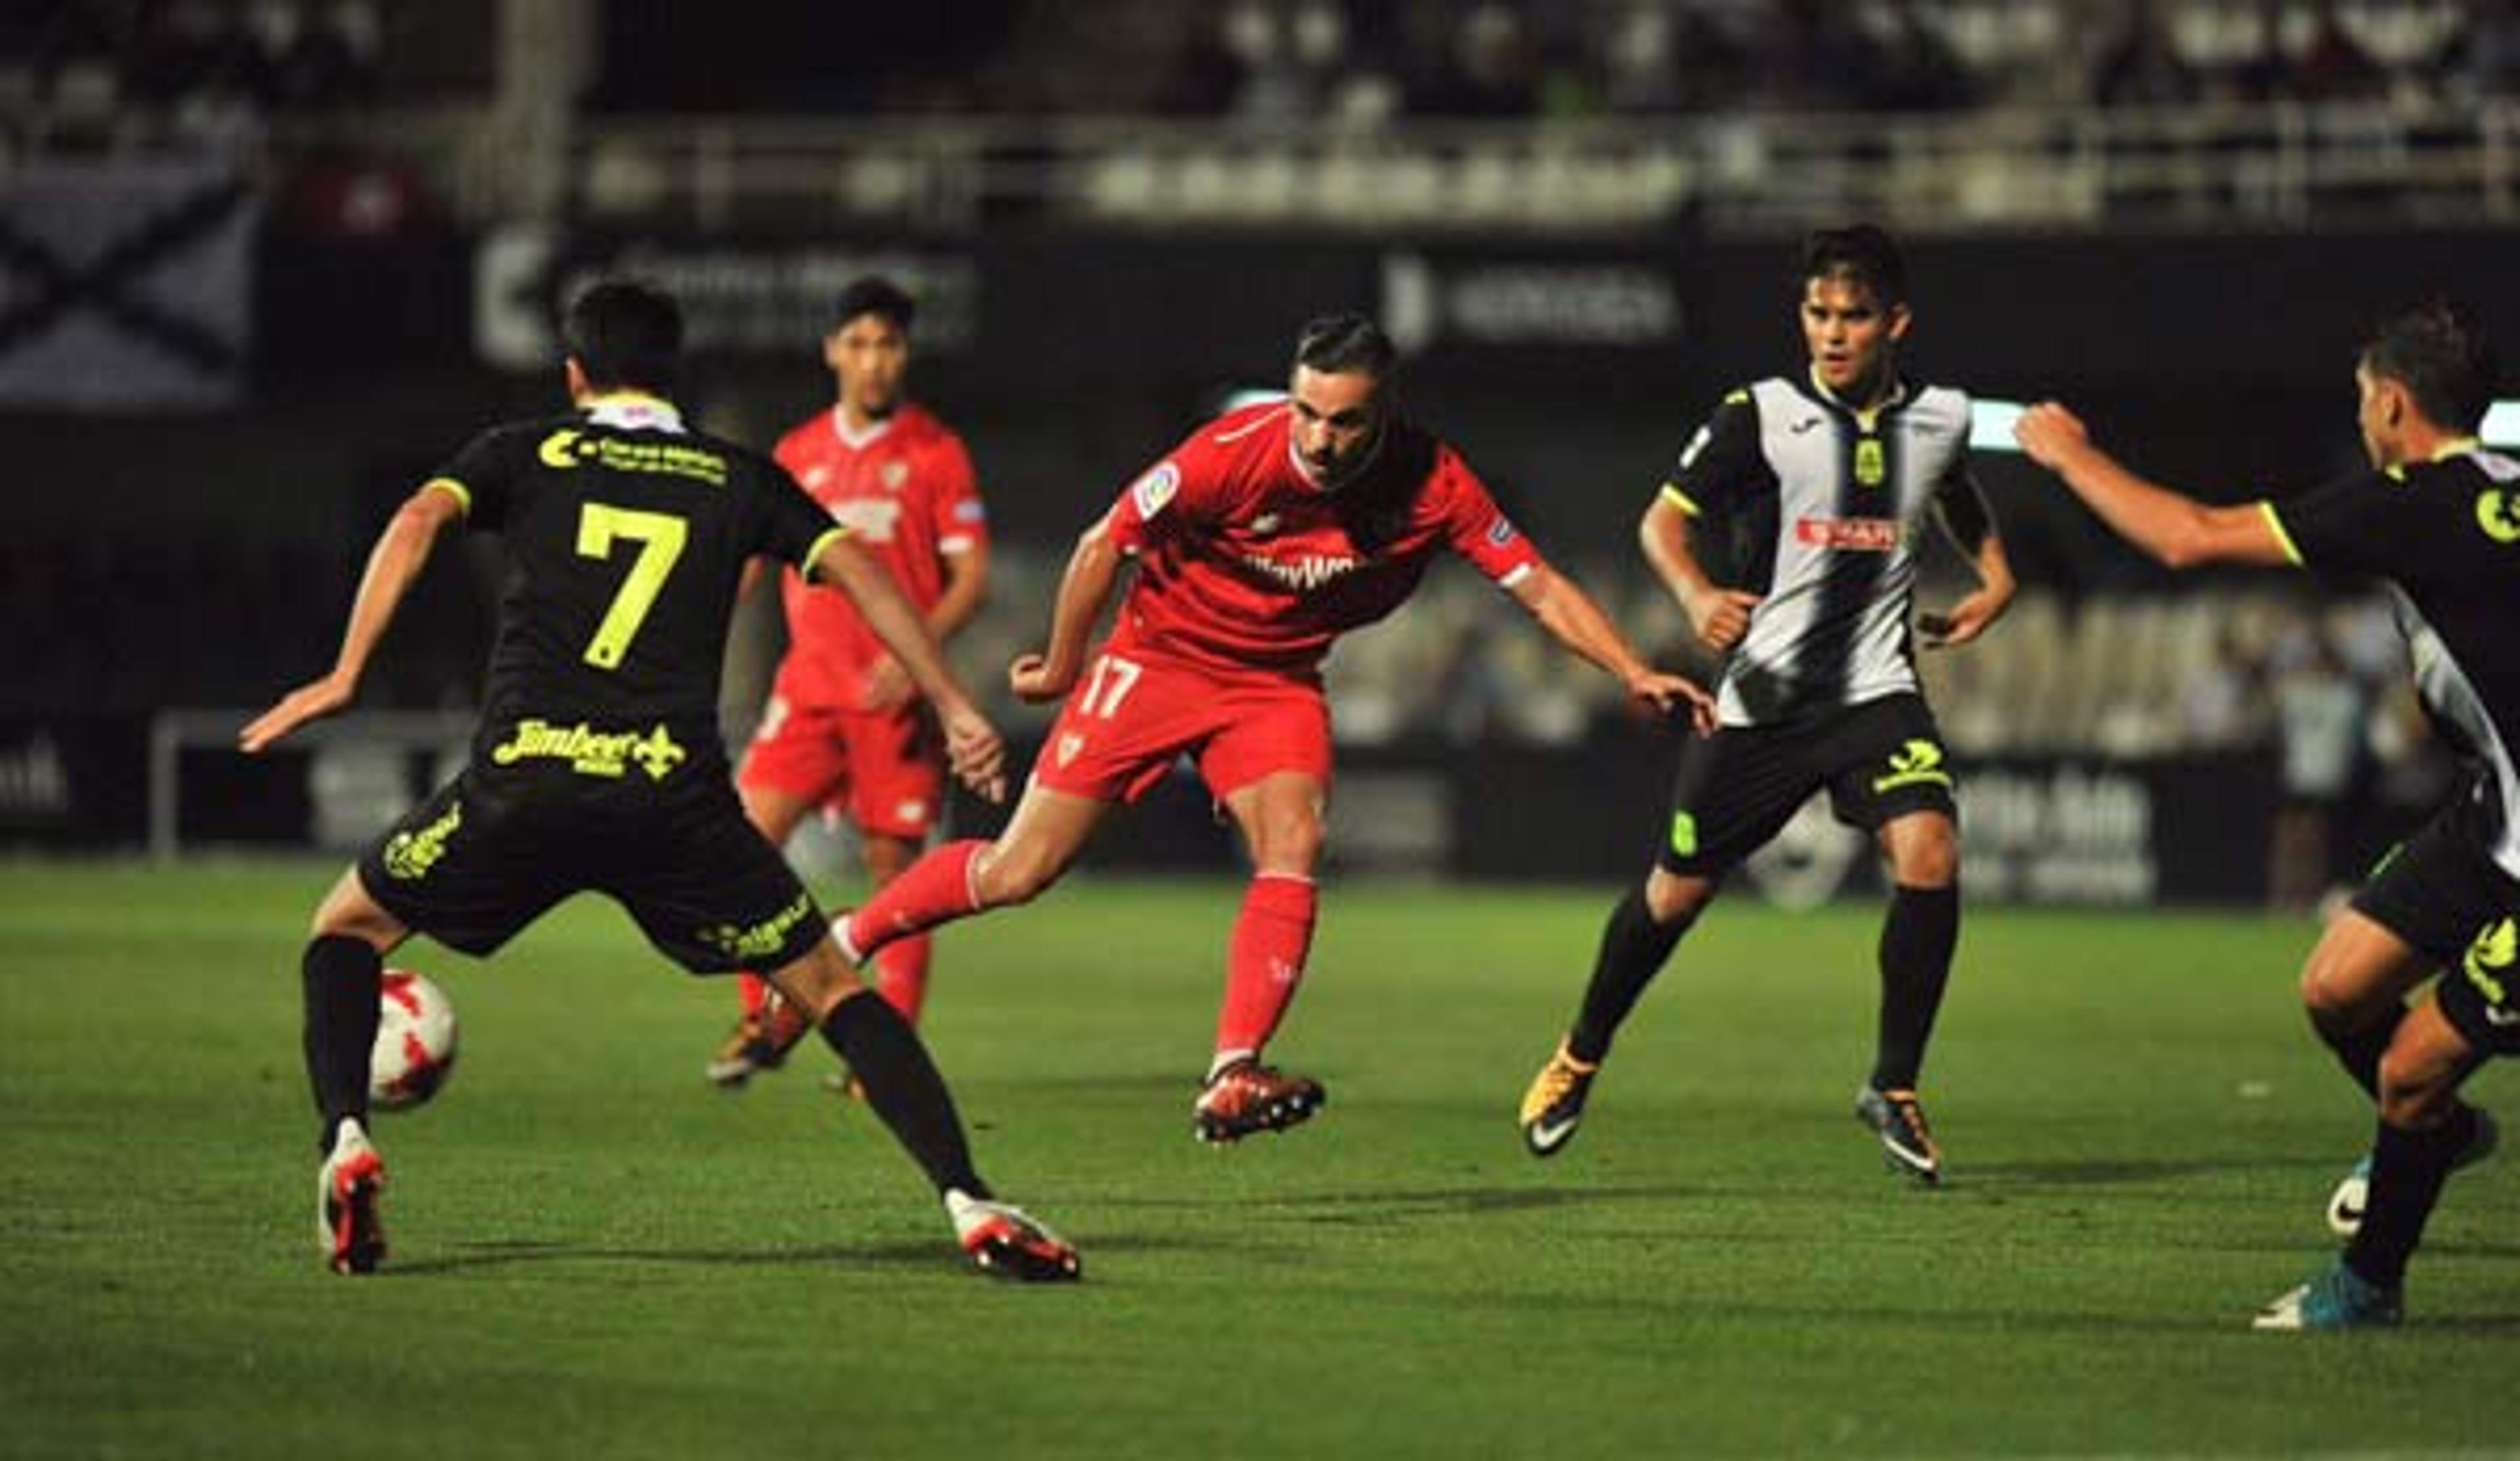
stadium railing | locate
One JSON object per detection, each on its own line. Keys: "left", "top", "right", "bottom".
{"left": 194, "top": 99, "right": 2520, "bottom": 236}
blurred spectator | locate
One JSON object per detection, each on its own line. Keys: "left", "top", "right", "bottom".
{"left": 2266, "top": 625, "right": 2368, "bottom": 912}
{"left": 1410, "top": 1, "right": 1540, "bottom": 117}
{"left": 2455, "top": 0, "right": 2520, "bottom": 98}
{"left": 2093, "top": 0, "right": 2204, "bottom": 106}
{"left": 2294, "top": 0, "right": 2389, "bottom": 99}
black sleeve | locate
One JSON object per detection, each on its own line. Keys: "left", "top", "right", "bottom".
{"left": 429, "top": 425, "right": 531, "bottom": 530}
{"left": 1932, "top": 461, "right": 1996, "bottom": 552}
{"left": 1664, "top": 390, "right": 1772, "bottom": 520}
{"left": 2265, "top": 468, "right": 2399, "bottom": 577}
{"left": 749, "top": 455, "right": 843, "bottom": 574}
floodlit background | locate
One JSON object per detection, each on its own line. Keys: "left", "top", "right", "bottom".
{"left": 5, "top": 0, "right": 2517, "bottom": 894}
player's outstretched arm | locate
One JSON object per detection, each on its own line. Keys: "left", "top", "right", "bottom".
{"left": 1009, "top": 514, "right": 1126, "bottom": 705}
{"left": 240, "top": 484, "right": 463, "bottom": 754}
{"left": 809, "top": 535, "right": 1007, "bottom": 802}
{"left": 1640, "top": 493, "right": 1760, "bottom": 653}
{"left": 1508, "top": 562, "right": 1718, "bottom": 735}
{"left": 2014, "top": 402, "right": 2290, "bottom": 569}
{"left": 1921, "top": 478, "right": 2016, "bottom": 649}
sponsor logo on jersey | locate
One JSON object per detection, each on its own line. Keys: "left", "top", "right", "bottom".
{"left": 2476, "top": 487, "right": 2520, "bottom": 544}
{"left": 1794, "top": 516, "right": 1901, "bottom": 552}
{"left": 1241, "top": 551, "right": 1362, "bottom": 592}
{"left": 2463, "top": 916, "right": 2515, "bottom": 1013}
{"left": 1131, "top": 461, "right": 1181, "bottom": 520}
{"left": 698, "top": 891, "right": 817, "bottom": 962}
{"left": 489, "top": 719, "right": 688, "bottom": 781}
{"left": 536, "top": 428, "right": 729, "bottom": 485}
{"left": 382, "top": 800, "right": 463, "bottom": 881}
{"left": 831, "top": 497, "right": 904, "bottom": 544}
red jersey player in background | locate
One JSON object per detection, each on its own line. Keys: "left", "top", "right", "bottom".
{"left": 826, "top": 313, "right": 1715, "bottom": 1142}
{"left": 708, "top": 277, "right": 992, "bottom": 1088}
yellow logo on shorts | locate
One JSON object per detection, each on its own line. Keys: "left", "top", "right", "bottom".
{"left": 698, "top": 892, "right": 817, "bottom": 962}
{"left": 382, "top": 800, "right": 462, "bottom": 881}
{"left": 2463, "top": 916, "right": 2516, "bottom": 1006}
{"left": 1872, "top": 738, "right": 1952, "bottom": 793}
{"left": 490, "top": 719, "right": 687, "bottom": 781}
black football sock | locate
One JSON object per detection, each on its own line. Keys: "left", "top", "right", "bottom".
{"left": 821, "top": 992, "right": 989, "bottom": 1199}
{"left": 303, "top": 934, "right": 383, "bottom": 1153}
{"left": 1870, "top": 883, "right": 1959, "bottom": 1092}
{"left": 1566, "top": 886, "right": 1697, "bottom": 1065}
{"left": 2343, "top": 1104, "right": 2476, "bottom": 1290}
{"left": 2317, "top": 1001, "right": 2407, "bottom": 1100}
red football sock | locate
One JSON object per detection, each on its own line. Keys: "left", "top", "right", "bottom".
{"left": 873, "top": 934, "right": 933, "bottom": 1023}
{"left": 841, "top": 839, "right": 986, "bottom": 962}
{"left": 736, "top": 971, "right": 768, "bottom": 1019}
{"left": 1213, "top": 873, "right": 1317, "bottom": 1063}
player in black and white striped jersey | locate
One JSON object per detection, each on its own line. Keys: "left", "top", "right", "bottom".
{"left": 1519, "top": 224, "right": 2016, "bottom": 1183}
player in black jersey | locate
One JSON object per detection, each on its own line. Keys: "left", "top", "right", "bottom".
{"left": 1518, "top": 226, "right": 2015, "bottom": 1184}
{"left": 2019, "top": 300, "right": 2513, "bottom": 1330}
{"left": 242, "top": 280, "right": 1078, "bottom": 1283}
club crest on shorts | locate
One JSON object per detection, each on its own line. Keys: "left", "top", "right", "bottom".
{"left": 1055, "top": 733, "right": 1085, "bottom": 767}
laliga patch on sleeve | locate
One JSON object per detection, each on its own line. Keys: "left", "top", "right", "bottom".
{"left": 1486, "top": 516, "right": 1519, "bottom": 546}
{"left": 1131, "top": 461, "right": 1182, "bottom": 519}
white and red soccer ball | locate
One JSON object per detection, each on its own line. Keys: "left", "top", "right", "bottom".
{"left": 370, "top": 969, "right": 459, "bottom": 1111}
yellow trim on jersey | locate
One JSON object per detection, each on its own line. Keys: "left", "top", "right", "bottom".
{"left": 802, "top": 524, "right": 851, "bottom": 581}
{"left": 2258, "top": 501, "right": 2304, "bottom": 566}
{"left": 423, "top": 476, "right": 471, "bottom": 516}
{"left": 1659, "top": 482, "right": 1704, "bottom": 517}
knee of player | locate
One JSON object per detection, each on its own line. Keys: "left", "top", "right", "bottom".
{"left": 2296, "top": 958, "right": 2367, "bottom": 1029}
{"left": 2375, "top": 1058, "right": 2460, "bottom": 1130}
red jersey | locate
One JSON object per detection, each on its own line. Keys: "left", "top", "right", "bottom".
{"left": 770, "top": 403, "right": 986, "bottom": 705}
{"left": 1102, "top": 401, "right": 1540, "bottom": 676}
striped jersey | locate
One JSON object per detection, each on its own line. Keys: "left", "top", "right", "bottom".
{"left": 1662, "top": 374, "right": 1982, "bottom": 727}
{"left": 2266, "top": 447, "right": 2520, "bottom": 880}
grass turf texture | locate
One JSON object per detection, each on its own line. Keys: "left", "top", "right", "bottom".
{"left": 3, "top": 860, "right": 2515, "bottom": 1458}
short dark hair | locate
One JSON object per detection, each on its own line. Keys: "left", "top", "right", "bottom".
{"left": 1293, "top": 312, "right": 1397, "bottom": 379}
{"left": 833, "top": 276, "right": 915, "bottom": 333}
{"left": 2361, "top": 299, "right": 2497, "bottom": 433}
{"left": 1802, "top": 224, "right": 1909, "bottom": 308}
{"left": 564, "top": 279, "right": 682, "bottom": 394}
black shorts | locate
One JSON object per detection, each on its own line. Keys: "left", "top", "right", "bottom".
{"left": 1656, "top": 692, "right": 1958, "bottom": 877}
{"left": 2350, "top": 791, "right": 2520, "bottom": 1056}
{"left": 356, "top": 754, "right": 826, "bottom": 976}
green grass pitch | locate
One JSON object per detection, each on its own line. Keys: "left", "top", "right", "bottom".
{"left": 3, "top": 859, "right": 2515, "bottom": 1458}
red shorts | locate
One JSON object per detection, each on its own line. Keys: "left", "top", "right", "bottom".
{"left": 1031, "top": 648, "right": 1332, "bottom": 804}
{"left": 737, "top": 690, "right": 944, "bottom": 840}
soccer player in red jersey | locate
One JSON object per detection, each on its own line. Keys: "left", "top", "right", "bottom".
{"left": 709, "top": 278, "right": 992, "bottom": 1088}
{"left": 831, "top": 313, "right": 1715, "bottom": 1142}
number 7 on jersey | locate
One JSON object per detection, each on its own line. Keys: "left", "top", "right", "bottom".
{"left": 575, "top": 503, "right": 688, "bottom": 669}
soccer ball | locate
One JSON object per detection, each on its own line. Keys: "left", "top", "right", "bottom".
{"left": 371, "top": 968, "right": 459, "bottom": 1111}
